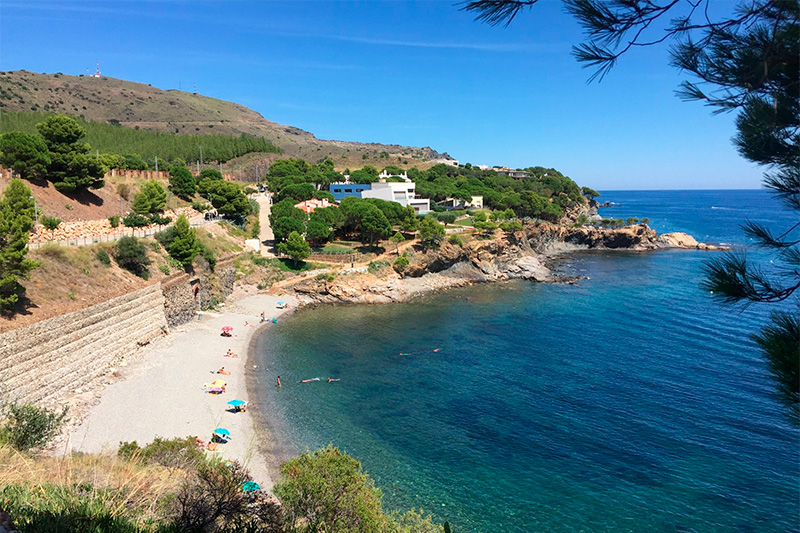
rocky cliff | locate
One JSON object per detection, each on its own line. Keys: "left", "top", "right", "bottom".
{"left": 289, "top": 222, "right": 728, "bottom": 305}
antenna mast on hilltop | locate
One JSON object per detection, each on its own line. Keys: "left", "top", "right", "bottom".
{"left": 93, "top": 60, "right": 101, "bottom": 78}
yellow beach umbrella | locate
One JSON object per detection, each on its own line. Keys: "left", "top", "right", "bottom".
{"left": 210, "top": 380, "right": 226, "bottom": 387}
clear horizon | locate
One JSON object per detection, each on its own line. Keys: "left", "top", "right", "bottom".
{"left": 0, "top": 1, "right": 765, "bottom": 190}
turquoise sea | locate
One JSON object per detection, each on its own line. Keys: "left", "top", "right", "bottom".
{"left": 253, "top": 190, "right": 799, "bottom": 532}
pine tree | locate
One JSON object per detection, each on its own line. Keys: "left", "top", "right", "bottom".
{"left": 277, "top": 231, "right": 311, "bottom": 267}
{"left": 169, "top": 165, "right": 197, "bottom": 200}
{"left": 0, "top": 179, "right": 39, "bottom": 311}
{"left": 168, "top": 215, "right": 202, "bottom": 267}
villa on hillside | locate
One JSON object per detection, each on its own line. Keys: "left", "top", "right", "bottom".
{"left": 442, "top": 195, "right": 484, "bottom": 209}
{"left": 329, "top": 173, "right": 431, "bottom": 214}
{"left": 496, "top": 168, "right": 531, "bottom": 179}
{"left": 294, "top": 197, "right": 333, "bottom": 214}
{"left": 329, "top": 182, "right": 372, "bottom": 202}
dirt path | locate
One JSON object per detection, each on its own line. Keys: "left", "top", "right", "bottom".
{"left": 255, "top": 194, "right": 275, "bottom": 257}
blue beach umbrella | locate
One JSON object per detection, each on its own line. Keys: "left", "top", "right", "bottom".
{"left": 277, "top": 301, "right": 286, "bottom": 306}
{"left": 213, "top": 428, "right": 230, "bottom": 437}
{"left": 242, "top": 481, "right": 260, "bottom": 492}
{"left": 227, "top": 400, "right": 246, "bottom": 407}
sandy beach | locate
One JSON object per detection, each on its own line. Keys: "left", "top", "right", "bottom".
{"left": 70, "top": 293, "right": 295, "bottom": 490}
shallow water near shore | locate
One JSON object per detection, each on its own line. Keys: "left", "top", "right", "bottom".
{"left": 254, "top": 190, "right": 798, "bottom": 532}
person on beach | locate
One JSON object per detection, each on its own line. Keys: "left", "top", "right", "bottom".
{"left": 260, "top": 312, "right": 266, "bottom": 323}
{"left": 272, "top": 317, "right": 277, "bottom": 323}
{"left": 277, "top": 376, "right": 281, "bottom": 387}
{"left": 217, "top": 367, "right": 230, "bottom": 375}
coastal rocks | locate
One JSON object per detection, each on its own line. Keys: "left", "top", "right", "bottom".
{"left": 659, "top": 232, "right": 731, "bottom": 251}
{"left": 529, "top": 223, "right": 729, "bottom": 251}
{"left": 532, "top": 223, "right": 661, "bottom": 250}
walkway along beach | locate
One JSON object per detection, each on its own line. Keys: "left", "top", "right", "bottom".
{"left": 70, "top": 293, "right": 295, "bottom": 490}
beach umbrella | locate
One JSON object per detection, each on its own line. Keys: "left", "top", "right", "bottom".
{"left": 207, "top": 387, "right": 223, "bottom": 393}
{"left": 276, "top": 301, "right": 286, "bottom": 306}
{"left": 227, "top": 399, "right": 246, "bottom": 407}
{"left": 210, "top": 380, "right": 226, "bottom": 387}
{"left": 213, "top": 428, "right": 231, "bottom": 439}
{"left": 242, "top": 481, "right": 260, "bottom": 492}
{"left": 221, "top": 326, "right": 233, "bottom": 333}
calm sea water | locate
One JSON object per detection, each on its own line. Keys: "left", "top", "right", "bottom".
{"left": 254, "top": 190, "right": 799, "bottom": 532}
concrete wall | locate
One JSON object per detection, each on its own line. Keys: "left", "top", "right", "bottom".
{"left": 0, "top": 284, "right": 168, "bottom": 407}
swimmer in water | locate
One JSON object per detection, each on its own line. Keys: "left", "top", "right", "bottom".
{"left": 300, "top": 378, "right": 321, "bottom": 383}
{"left": 328, "top": 378, "right": 340, "bottom": 382}
{"left": 432, "top": 348, "right": 440, "bottom": 352}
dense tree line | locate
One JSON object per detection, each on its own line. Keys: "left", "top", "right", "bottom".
{"left": 0, "top": 111, "right": 281, "bottom": 165}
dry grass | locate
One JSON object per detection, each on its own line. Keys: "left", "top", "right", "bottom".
{"left": 0, "top": 446, "right": 186, "bottom": 522}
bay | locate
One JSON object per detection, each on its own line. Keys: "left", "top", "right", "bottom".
{"left": 254, "top": 190, "right": 799, "bottom": 532}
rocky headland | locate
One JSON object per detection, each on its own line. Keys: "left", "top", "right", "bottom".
{"left": 287, "top": 222, "right": 729, "bottom": 306}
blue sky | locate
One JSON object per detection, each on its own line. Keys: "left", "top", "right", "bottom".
{"left": 0, "top": 0, "right": 763, "bottom": 190}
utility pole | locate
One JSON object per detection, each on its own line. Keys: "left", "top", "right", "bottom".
{"left": 199, "top": 146, "right": 203, "bottom": 167}
{"left": 29, "top": 195, "right": 39, "bottom": 245}
{"left": 155, "top": 156, "right": 158, "bottom": 174}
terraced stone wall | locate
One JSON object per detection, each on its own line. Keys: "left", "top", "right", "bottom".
{"left": 0, "top": 284, "right": 168, "bottom": 407}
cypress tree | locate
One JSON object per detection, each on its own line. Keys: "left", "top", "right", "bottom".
{"left": 0, "top": 179, "right": 39, "bottom": 311}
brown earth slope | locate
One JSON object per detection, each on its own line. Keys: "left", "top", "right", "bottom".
{"left": 0, "top": 70, "right": 452, "bottom": 169}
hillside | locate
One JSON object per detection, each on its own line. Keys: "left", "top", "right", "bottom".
{"left": 0, "top": 70, "right": 452, "bottom": 170}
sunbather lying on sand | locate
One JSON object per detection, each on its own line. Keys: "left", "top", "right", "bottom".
{"left": 217, "top": 367, "right": 231, "bottom": 375}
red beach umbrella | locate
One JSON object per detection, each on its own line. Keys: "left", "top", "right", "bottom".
{"left": 221, "top": 326, "right": 233, "bottom": 333}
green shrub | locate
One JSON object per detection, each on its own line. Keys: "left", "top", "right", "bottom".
{"left": 118, "top": 436, "right": 205, "bottom": 469}
{"left": 123, "top": 213, "right": 149, "bottom": 228}
{"left": 40, "top": 215, "right": 61, "bottom": 230}
{"left": 435, "top": 212, "right": 457, "bottom": 225}
{"left": 0, "top": 402, "right": 68, "bottom": 452}
{"left": 191, "top": 200, "right": 212, "bottom": 212}
{"left": 500, "top": 220, "right": 523, "bottom": 233}
{"left": 368, "top": 260, "right": 390, "bottom": 274}
{"left": 393, "top": 255, "right": 410, "bottom": 274}
{"left": 108, "top": 215, "right": 120, "bottom": 228}
{"left": 132, "top": 180, "right": 167, "bottom": 214}
{"left": 154, "top": 226, "right": 177, "bottom": 248}
{"left": 448, "top": 234, "right": 464, "bottom": 246}
{"left": 158, "top": 264, "right": 170, "bottom": 275}
{"left": 274, "top": 445, "right": 386, "bottom": 533}
{"left": 114, "top": 236, "right": 150, "bottom": 278}
{"left": 64, "top": 203, "right": 73, "bottom": 210}
{"left": 148, "top": 213, "right": 172, "bottom": 225}
{"left": 116, "top": 183, "right": 131, "bottom": 200}
{"left": 250, "top": 219, "right": 260, "bottom": 239}
{"left": 96, "top": 249, "right": 111, "bottom": 265}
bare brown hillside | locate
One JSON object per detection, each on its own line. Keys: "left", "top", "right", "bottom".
{"left": 0, "top": 70, "right": 453, "bottom": 169}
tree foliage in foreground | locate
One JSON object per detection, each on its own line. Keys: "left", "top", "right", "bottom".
{"left": 0, "top": 402, "right": 68, "bottom": 452}
{"left": 274, "top": 444, "right": 442, "bottom": 533}
{"left": 463, "top": 0, "right": 800, "bottom": 416}
{"left": 0, "top": 179, "right": 38, "bottom": 311}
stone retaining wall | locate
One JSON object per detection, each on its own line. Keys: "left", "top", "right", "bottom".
{"left": 0, "top": 285, "right": 168, "bottom": 407}
{"left": 161, "top": 272, "right": 196, "bottom": 328}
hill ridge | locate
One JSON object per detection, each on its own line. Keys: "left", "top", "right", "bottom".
{"left": 0, "top": 70, "right": 451, "bottom": 169}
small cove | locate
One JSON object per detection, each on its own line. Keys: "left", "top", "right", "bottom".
{"left": 253, "top": 190, "right": 798, "bottom": 532}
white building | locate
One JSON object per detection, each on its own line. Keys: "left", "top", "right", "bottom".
{"left": 361, "top": 180, "right": 430, "bottom": 214}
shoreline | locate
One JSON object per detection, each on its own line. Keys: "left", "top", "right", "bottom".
{"left": 68, "top": 292, "right": 295, "bottom": 490}
{"left": 64, "top": 229, "right": 729, "bottom": 491}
